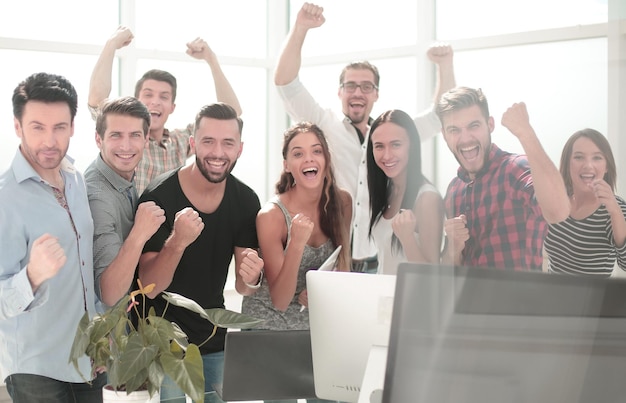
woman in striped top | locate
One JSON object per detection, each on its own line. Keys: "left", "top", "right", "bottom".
{"left": 544, "top": 129, "right": 626, "bottom": 277}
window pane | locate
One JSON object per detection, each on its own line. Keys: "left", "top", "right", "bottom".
{"left": 435, "top": 38, "right": 607, "bottom": 195}
{"left": 292, "top": 0, "right": 418, "bottom": 56}
{"left": 0, "top": 1, "right": 118, "bottom": 43}
{"left": 134, "top": 0, "right": 267, "bottom": 58}
{"left": 0, "top": 50, "right": 100, "bottom": 174}
{"left": 437, "top": 0, "right": 608, "bottom": 40}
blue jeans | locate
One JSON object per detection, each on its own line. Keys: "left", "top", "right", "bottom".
{"left": 5, "top": 372, "right": 106, "bottom": 403}
{"left": 159, "top": 351, "right": 224, "bottom": 402}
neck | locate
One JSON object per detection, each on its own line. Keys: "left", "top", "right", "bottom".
{"left": 149, "top": 127, "right": 165, "bottom": 143}
{"left": 187, "top": 164, "right": 227, "bottom": 194}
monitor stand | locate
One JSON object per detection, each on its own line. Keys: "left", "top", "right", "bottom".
{"left": 358, "top": 345, "right": 387, "bottom": 403}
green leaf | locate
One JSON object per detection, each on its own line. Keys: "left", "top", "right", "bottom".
{"left": 109, "top": 332, "right": 158, "bottom": 387}
{"left": 161, "top": 344, "right": 205, "bottom": 402}
{"left": 68, "top": 311, "right": 92, "bottom": 380}
{"left": 204, "top": 308, "right": 265, "bottom": 329}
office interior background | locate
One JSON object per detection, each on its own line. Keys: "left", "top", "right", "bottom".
{"left": 1, "top": 0, "right": 624, "bottom": 203}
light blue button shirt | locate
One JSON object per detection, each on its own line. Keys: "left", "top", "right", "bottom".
{"left": 0, "top": 149, "right": 96, "bottom": 383}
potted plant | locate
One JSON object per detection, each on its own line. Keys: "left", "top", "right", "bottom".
{"left": 69, "top": 280, "right": 263, "bottom": 403}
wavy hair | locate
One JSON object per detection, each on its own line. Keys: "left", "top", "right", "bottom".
{"left": 276, "top": 122, "right": 350, "bottom": 271}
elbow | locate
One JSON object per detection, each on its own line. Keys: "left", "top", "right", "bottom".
{"left": 271, "top": 296, "right": 289, "bottom": 312}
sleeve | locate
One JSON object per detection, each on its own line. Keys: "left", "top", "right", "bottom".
{"left": 612, "top": 197, "right": 626, "bottom": 271}
{"left": 89, "top": 196, "right": 123, "bottom": 301}
{"left": 0, "top": 209, "right": 47, "bottom": 320}
{"left": 414, "top": 105, "right": 442, "bottom": 142}
{"left": 275, "top": 77, "right": 330, "bottom": 125}
{"left": 234, "top": 188, "right": 261, "bottom": 249}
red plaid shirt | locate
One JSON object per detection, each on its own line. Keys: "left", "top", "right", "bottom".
{"left": 444, "top": 144, "right": 546, "bottom": 271}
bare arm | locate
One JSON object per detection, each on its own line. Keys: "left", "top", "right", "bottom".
{"left": 426, "top": 43, "right": 456, "bottom": 104}
{"left": 501, "top": 102, "right": 570, "bottom": 223}
{"left": 274, "top": 3, "right": 325, "bottom": 86}
{"left": 99, "top": 202, "right": 164, "bottom": 306}
{"left": 186, "top": 38, "right": 242, "bottom": 116}
{"left": 88, "top": 26, "right": 134, "bottom": 108}
{"left": 257, "top": 206, "right": 312, "bottom": 312}
{"left": 137, "top": 207, "right": 203, "bottom": 298}
{"left": 393, "top": 191, "right": 444, "bottom": 264}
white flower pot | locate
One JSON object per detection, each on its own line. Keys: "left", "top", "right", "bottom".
{"left": 102, "top": 386, "right": 160, "bottom": 403}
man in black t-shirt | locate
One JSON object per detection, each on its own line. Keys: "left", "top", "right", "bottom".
{"left": 137, "top": 102, "right": 264, "bottom": 399}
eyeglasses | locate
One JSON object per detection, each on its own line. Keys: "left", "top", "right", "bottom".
{"left": 340, "top": 81, "right": 378, "bottom": 94}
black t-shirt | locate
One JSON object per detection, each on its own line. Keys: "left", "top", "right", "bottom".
{"left": 139, "top": 169, "right": 260, "bottom": 354}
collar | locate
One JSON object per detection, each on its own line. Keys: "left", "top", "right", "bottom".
{"left": 94, "top": 154, "right": 135, "bottom": 193}
{"left": 12, "top": 147, "right": 76, "bottom": 185}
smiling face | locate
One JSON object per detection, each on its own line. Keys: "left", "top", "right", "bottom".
{"left": 191, "top": 117, "right": 242, "bottom": 184}
{"left": 338, "top": 68, "right": 379, "bottom": 125}
{"left": 284, "top": 131, "right": 327, "bottom": 189}
{"left": 96, "top": 113, "right": 148, "bottom": 181}
{"left": 137, "top": 79, "right": 176, "bottom": 134}
{"left": 569, "top": 136, "right": 608, "bottom": 195}
{"left": 14, "top": 100, "right": 74, "bottom": 179}
{"left": 371, "top": 121, "right": 410, "bottom": 181}
{"left": 441, "top": 105, "right": 494, "bottom": 179}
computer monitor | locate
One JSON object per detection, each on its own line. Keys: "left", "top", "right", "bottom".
{"left": 383, "top": 263, "right": 626, "bottom": 403}
{"left": 307, "top": 270, "right": 397, "bottom": 402}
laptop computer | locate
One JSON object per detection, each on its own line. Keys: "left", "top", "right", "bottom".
{"left": 214, "top": 329, "right": 317, "bottom": 401}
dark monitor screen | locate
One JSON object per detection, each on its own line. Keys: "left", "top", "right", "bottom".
{"left": 382, "top": 263, "right": 626, "bottom": 403}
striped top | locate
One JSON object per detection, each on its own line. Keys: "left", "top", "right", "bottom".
{"left": 544, "top": 195, "right": 626, "bottom": 277}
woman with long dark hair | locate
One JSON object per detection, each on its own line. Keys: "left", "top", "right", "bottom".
{"left": 367, "top": 109, "right": 444, "bottom": 274}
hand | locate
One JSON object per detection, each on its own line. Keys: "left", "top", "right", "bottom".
{"left": 444, "top": 215, "right": 469, "bottom": 257}
{"left": 131, "top": 201, "right": 166, "bottom": 243}
{"left": 296, "top": 2, "right": 325, "bottom": 30}
{"left": 289, "top": 213, "right": 314, "bottom": 248}
{"left": 501, "top": 102, "right": 533, "bottom": 139}
{"left": 171, "top": 207, "right": 204, "bottom": 248}
{"left": 391, "top": 209, "right": 417, "bottom": 244}
{"left": 107, "top": 26, "right": 134, "bottom": 50}
{"left": 185, "top": 37, "right": 216, "bottom": 63}
{"left": 426, "top": 42, "right": 453, "bottom": 65}
{"left": 239, "top": 248, "right": 264, "bottom": 285}
{"left": 27, "top": 233, "right": 66, "bottom": 291}
{"left": 298, "top": 289, "right": 309, "bottom": 308}
{"left": 591, "top": 179, "right": 619, "bottom": 214}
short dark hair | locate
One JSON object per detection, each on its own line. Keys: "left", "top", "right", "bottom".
{"left": 194, "top": 102, "right": 244, "bottom": 136}
{"left": 95, "top": 96, "right": 151, "bottom": 139}
{"left": 339, "top": 61, "right": 380, "bottom": 87}
{"left": 560, "top": 128, "right": 617, "bottom": 196}
{"left": 12, "top": 72, "right": 78, "bottom": 122}
{"left": 134, "top": 69, "right": 178, "bottom": 102}
{"left": 436, "top": 86, "right": 490, "bottom": 124}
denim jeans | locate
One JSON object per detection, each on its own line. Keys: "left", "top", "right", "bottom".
{"left": 159, "top": 350, "right": 224, "bottom": 401}
{"left": 5, "top": 372, "right": 106, "bottom": 403}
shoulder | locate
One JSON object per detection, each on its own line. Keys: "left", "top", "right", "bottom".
{"left": 338, "top": 188, "right": 352, "bottom": 207}
{"left": 140, "top": 169, "right": 179, "bottom": 199}
{"left": 227, "top": 175, "right": 260, "bottom": 203}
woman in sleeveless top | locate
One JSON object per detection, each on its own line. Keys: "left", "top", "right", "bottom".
{"left": 242, "top": 122, "right": 351, "bottom": 331}
{"left": 367, "top": 109, "right": 444, "bottom": 274}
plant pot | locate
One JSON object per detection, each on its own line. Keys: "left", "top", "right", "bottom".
{"left": 102, "top": 385, "right": 160, "bottom": 403}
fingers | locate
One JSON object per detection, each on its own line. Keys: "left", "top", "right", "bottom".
{"left": 302, "top": 2, "right": 324, "bottom": 18}
{"left": 239, "top": 248, "right": 264, "bottom": 284}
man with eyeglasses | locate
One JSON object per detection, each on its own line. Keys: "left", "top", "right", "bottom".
{"left": 274, "top": 2, "right": 456, "bottom": 273}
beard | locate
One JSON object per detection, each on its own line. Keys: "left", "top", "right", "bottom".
{"left": 196, "top": 156, "right": 237, "bottom": 184}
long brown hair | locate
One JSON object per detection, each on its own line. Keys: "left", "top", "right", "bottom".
{"left": 276, "top": 122, "right": 351, "bottom": 271}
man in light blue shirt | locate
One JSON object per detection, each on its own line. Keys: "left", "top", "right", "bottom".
{"left": 0, "top": 72, "right": 105, "bottom": 402}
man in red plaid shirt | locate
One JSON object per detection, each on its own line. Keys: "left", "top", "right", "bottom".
{"left": 436, "top": 87, "right": 569, "bottom": 270}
